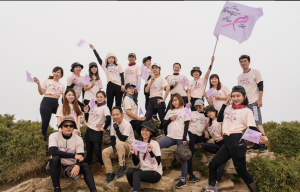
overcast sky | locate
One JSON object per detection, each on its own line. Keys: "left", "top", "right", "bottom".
{"left": 0, "top": 1, "right": 299, "bottom": 129}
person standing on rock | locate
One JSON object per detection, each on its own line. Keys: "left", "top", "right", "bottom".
{"left": 122, "top": 83, "right": 146, "bottom": 130}
{"left": 83, "top": 91, "right": 111, "bottom": 175}
{"left": 33, "top": 66, "right": 65, "bottom": 149}
{"left": 158, "top": 93, "right": 190, "bottom": 189}
{"left": 56, "top": 88, "right": 82, "bottom": 135}
{"left": 202, "top": 105, "right": 226, "bottom": 186}
{"left": 202, "top": 86, "right": 268, "bottom": 192}
{"left": 237, "top": 55, "right": 267, "bottom": 153}
{"left": 187, "top": 56, "right": 214, "bottom": 111}
{"left": 102, "top": 106, "right": 135, "bottom": 183}
{"left": 186, "top": 99, "right": 210, "bottom": 183}
{"left": 142, "top": 56, "right": 152, "bottom": 111}
{"left": 125, "top": 53, "right": 141, "bottom": 104}
{"left": 204, "top": 74, "right": 231, "bottom": 112}
{"left": 89, "top": 44, "right": 125, "bottom": 112}
{"left": 48, "top": 115, "right": 98, "bottom": 192}
{"left": 145, "top": 63, "right": 170, "bottom": 138}
{"left": 126, "top": 121, "right": 162, "bottom": 192}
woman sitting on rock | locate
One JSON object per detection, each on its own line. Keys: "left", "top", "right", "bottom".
{"left": 126, "top": 121, "right": 162, "bottom": 192}
{"left": 48, "top": 115, "right": 97, "bottom": 192}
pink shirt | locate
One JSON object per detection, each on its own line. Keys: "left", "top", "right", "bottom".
{"left": 48, "top": 132, "right": 84, "bottom": 165}
{"left": 209, "top": 85, "right": 231, "bottom": 111}
{"left": 164, "top": 108, "right": 190, "bottom": 140}
{"left": 189, "top": 112, "right": 209, "bottom": 136}
{"left": 87, "top": 105, "right": 110, "bottom": 131}
{"left": 238, "top": 69, "right": 263, "bottom": 105}
{"left": 188, "top": 77, "right": 207, "bottom": 98}
{"left": 67, "top": 75, "right": 84, "bottom": 99}
{"left": 84, "top": 76, "right": 103, "bottom": 101}
{"left": 166, "top": 75, "right": 188, "bottom": 97}
{"left": 123, "top": 96, "right": 138, "bottom": 122}
{"left": 137, "top": 140, "right": 163, "bottom": 175}
{"left": 207, "top": 120, "right": 222, "bottom": 141}
{"left": 101, "top": 64, "right": 124, "bottom": 86}
{"left": 41, "top": 79, "right": 65, "bottom": 99}
{"left": 222, "top": 106, "right": 256, "bottom": 135}
{"left": 125, "top": 65, "right": 141, "bottom": 85}
{"left": 110, "top": 119, "right": 135, "bottom": 144}
{"left": 56, "top": 103, "right": 83, "bottom": 119}
{"left": 149, "top": 76, "right": 168, "bottom": 98}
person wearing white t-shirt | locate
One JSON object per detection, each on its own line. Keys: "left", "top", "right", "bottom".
{"left": 125, "top": 53, "right": 141, "bottom": 104}
{"left": 126, "top": 121, "right": 162, "bottom": 192}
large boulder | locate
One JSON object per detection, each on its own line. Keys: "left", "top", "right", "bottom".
{"left": 160, "top": 145, "right": 177, "bottom": 168}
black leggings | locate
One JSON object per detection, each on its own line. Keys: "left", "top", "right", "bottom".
{"left": 187, "top": 131, "right": 210, "bottom": 176}
{"left": 85, "top": 139, "right": 104, "bottom": 165}
{"left": 126, "top": 168, "right": 161, "bottom": 192}
{"left": 49, "top": 156, "right": 96, "bottom": 191}
{"left": 209, "top": 134, "right": 258, "bottom": 192}
{"left": 144, "top": 84, "right": 150, "bottom": 111}
{"left": 203, "top": 140, "right": 225, "bottom": 182}
{"left": 83, "top": 100, "right": 90, "bottom": 122}
{"left": 145, "top": 108, "right": 165, "bottom": 134}
{"left": 106, "top": 81, "right": 123, "bottom": 112}
{"left": 130, "top": 120, "right": 145, "bottom": 131}
{"left": 40, "top": 97, "right": 59, "bottom": 141}
{"left": 190, "top": 97, "right": 199, "bottom": 111}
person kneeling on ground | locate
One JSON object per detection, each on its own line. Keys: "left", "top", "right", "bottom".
{"left": 126, "top": 121, "right": 162, "bottom": 192}
{"left": 102, "top": 106, "right": 135, "bottom": 183}
{"left": 48, "top": 115, "right": 97, "bottom": 192}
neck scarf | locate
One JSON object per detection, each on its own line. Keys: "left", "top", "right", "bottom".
{"left": 129, "top": 62, "right": 136, "bottom": 66}
{"left": 173, "top": 73, "right": 179, "bottom": 75}
{"left": 96, "top": 101, "right": 106, "bottom": 107}
{"left": 232, "top": 105, "right": 247, "bottom": 109}
{"left": 108, "top": 63, "right": 115, "bottom": 67}
{"left": 62, "top": 133, "right": 72, "bottom": 139}
{"left": 126, "top": 94, "right": 133, "bottom": 99}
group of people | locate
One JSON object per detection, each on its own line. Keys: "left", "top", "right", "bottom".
{"left": 32, "top": 43, "right": 268, "bottom": 192}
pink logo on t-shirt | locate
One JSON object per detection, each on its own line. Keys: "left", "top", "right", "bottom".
{"left": 151, "top": 84, "right": 156, "bottom": 90}
{"left": 93, "top": 110, "right": 98, "bottom": 118}
{"left": 210, "top": 126, "right": 214, "bottom": 135}
{"left": 113, "top": 68, "right": 117, "bottom": 73}
{"left": 56, "top": 87, "right": 61, "bottom": 93}
{"left": 65, "top": 148, "right": 71, "bottom": 153}
{"left": 197, "top": 82, "right": 201, "bottom": 89}
{"left": 203, "top": 119, "right": 208, "bottom": 126}
{"left": 241, "top": 78, "right": 250, "bottom": 86}
{"left": 227, "top": 113, "right": 237, "bottom": 123}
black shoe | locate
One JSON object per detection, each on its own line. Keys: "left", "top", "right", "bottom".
{"left": 189, "top": 175, "right": 200, "bottom": 183}
{"left": 53, "top": 187, "right": 62, "bottom": 192}
{"left": 155, "top": 129, "right": 162, "bottom": 139}
{"left": 152, "top": 115, "right": 160, "bottom": 122}
{"left": 259, "top": 144, "right": 268, "bottom": 153}
{"left": 175, "top": 180, "right": 186, "bottom": 189}
{"left": 247, "top": 144, "right": 260, "bottom": 151}
{"left": 115, "top": 166, "right": 126, "bottom": 179}
{"left": 104, "top": 172, "right": 115, "bottom": 183}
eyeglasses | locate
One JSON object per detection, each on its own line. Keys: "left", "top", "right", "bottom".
{"left": 63, "top": 124, "right": 74, "bottom": 128}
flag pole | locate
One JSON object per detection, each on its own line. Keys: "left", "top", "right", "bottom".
{"left": 201, "top": 37, "right": 219, "bottom": 101}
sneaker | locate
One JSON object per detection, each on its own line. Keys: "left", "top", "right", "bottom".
{"left": 247, "top": 144, "right": 260, "bottom": 151}
{"left": 259, "top": 144, "right": 268, "bottom": 153}
{"left": 104, "top": 172, "right": 115, "bottom": 183}
{"left": 202, "top": 183, "right": 218, "bottom": 191}
{"left": 115, "top": 166, "right": 126, "bottom": 179}
{"left": 175, "top": 180, "right": 186, "bottom": 189}
{"left": 189, "top": 175, "right": 200, "bottom": 183}
{"left": 53, "top": 187, "right": 62, "bottom": 192}
{"left": 155, "top": 129, "right": 162, "bottom": 139}
{"left": 152, "top": 115, "right": 160, "bottom": 122}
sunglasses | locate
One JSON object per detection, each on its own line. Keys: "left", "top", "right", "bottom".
{"left": 63, "top": 124, "right": 74, "bottom": 128}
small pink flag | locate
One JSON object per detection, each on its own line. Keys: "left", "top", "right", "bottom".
{"left": 88, "top": 97, "right": 96, "bottom": 110}
{"left": 132, "top": 140, "right": 148, "bottom": 153}
{"left": 240, "top": 128, "right": 262, "bottom": 144}
{"left": 135, "top": 83, "right": 140, "bottom": 93}
{"left": 177, "top": 108, "right": 191, "bottom": 120}
{"left": 141, "top": 70, "right": 150, "bottom": 81}
{"left": 73, "top": 75, "right": 81, "bottom": 84}
{"left": 186, "top": 103, "right": 191, "bottom": 109}
{"left": 139, "top": 107, "right": 143, "bottom": 116}
{"left": 214, "top": 2, "right": 263, "bottom": 44}
{"left": 26, "top": 71, "right": 34, "bottom": 83}
{"left": 76, "top": 39, "right": 86, "bottom": 47}
{"left": 180, "top": 77, "right": 189, "bottom": 88}
{"left": 206, "top": 88, "right": 215, "bottom": 97}
{"left": 82, "top": 74, "right": 91, "bottom": 86}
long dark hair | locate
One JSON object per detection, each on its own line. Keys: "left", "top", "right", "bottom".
{"left": 89, "top": 65, "right": 100, "bottom": 81}
{"left": 209, "top": 74, "right": 221, "bottom": 90}
{"left": 63, "top": 89, "right": 82, "bottom": 117}
{"left": 137, "top": 133, "right": 154, "bottom": 160}
{"left": 48, "top": 66, "right": 64, "bottom": 79}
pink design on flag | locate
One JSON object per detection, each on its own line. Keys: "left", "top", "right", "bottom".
{"left": 177, "top": 108, "right": 191, "bottom": 120}
{"left": 186, "top": 103, "right": 191, "bottom": 109}
{"left": 132, "top": 140, "right": 148, "bottom": 153}
{"left": 213, "top": 1, "right": 263, "bottom": 44}
{"left": 88, "top": 97, "right": 96, "bottom": 110}
{"left": 228, "top": 113, "right": 237, "bottom": 123}
{"left": 76, "top": 39, "right": 86, "bottom": 47}
{"left": 206, "top": 88, "right": 215, "bottom": 97}
{"left": 73, "top": 75, "right": 81, "bottom": 84}
{"left": 82, "top": 74, "right": 91, "bottom": 85}
{"left": 240, "top": 128, "right": 262, "bottom": 144}
{"left": 180, "top": 77, "right": 189, "bottom": 88}
{"left": 26, "top": 71, "right": 34, "bottom": 83}
{"left": 141, "top": 70, "right": 150, "bottom": 81}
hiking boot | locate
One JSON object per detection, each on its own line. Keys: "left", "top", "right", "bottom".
{"left": 247, "top": 144, "right": 260, "bottom": 151}
{"left": 104, "top": 172, "right": 115, "bottom": 183}
{"left": 115, "top": 166, "right": 126, "bottom": 179}
{"left": 155, "top": 129, "right": 162, "bottom": 139}
{"left": 53, "top": 187, "right": 62, "bottom": 192}
{"left": 259, "top": 144, "right": 268, "bottom": 153}
{"left": 189, "top": 175, "right": 200, "bottom": 183}
{"left": 202, "top": 183, "right": 218, "bottom": 191}
{"left": 175, "top": 180, "right": 186, "bottom": 189}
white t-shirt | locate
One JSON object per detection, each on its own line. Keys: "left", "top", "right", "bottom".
{"left": 125, "top": 65, "right": 141, "bottom": 85}
{"left": 149, "top": 76, "right": 168, "bottom": 98}
{"left": 67, "top": 75, "right": 84, "bottom": 99}
{"left": 84, "top": 76, "right": 103, "bottom": 101}
{"left": 123, "top": 96, "right": 138, "bottom": 122}
{"left": 110, "top": 119, "right": 135, "bottom": 144}
{"left": 166, "top": 75, "right": 188, "bottom": 97}
{"left": 56, "top": 103, "right": 82, "bottom": 119}
{"left": 87, "top": 105, "right": 110, "bottom": 131}
{"left": 101, "top": 64, "right": 124, "bottom": 86}
{"left": 189, "top": 112, "right": 209, "bottom": 136}
{"left": 209, "top": 85, "right": 231, "bottom": 112}
{"left": 207, "top": 120, "right": 222, "bottom": 141}
{"left": 188, "top": 77, "right": 207, "bottom": 98}
{"left": 41, "top": 79, "right": 65, "bottom": 99}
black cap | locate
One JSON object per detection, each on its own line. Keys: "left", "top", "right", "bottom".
{"left": 89, "top": 62, "right": 97, "bottom": 68}
{"left": 136, "top": 121, "right": 156, "bottom": 137}
{"left": 70, "top": 62, "right": 84, "bottom": 72}
{"left": 191, "top": 66, "right": 202, "bottom": 77}
{"left": 231, "top": 86, "right": 246, "bottom": 95}
{"left": 125, "top": 83, "right": 136, "bottom": 89}
{"left": 204, "top": 105, "right": 218, "bottom": 117}
{"left": 142, "top": 56, "right": 152, "bottom": 64}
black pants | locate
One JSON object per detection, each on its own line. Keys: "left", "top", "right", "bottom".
{"left": 191, "top": 97, "right": 200, "bottom": 111}
{"left": 187, "top": 131, "right": 210, "bottom": 176}
{"left": 203, "top": 140, "right": 225, "bottom": 182}
{"left": 126, "top": 168, "right": 161, "bottom": 192}
{"left": 130, "top": 120, "right": 145, "bottom": 131}
{"left": 49, "top": 156, "right": 96, "bottom": 191}
{"left": 166, "top": 96, "right": 188, "bottom": 113}
{"left": 85, "top": 140, "right": 104, "bottom": 165}
{"left": 106, "top": 81, "right": 123, "bottom": 112}
{"left": 40, "top": 97, "right": 59, "bottom": 141}
{"left": 145, "top": 108, "right": 165, "bottom": 134}
{"left": 144, "top": 84, "right": 150, "bottom": 111}
{"left": 84, "top": 100, "right": 90, "bottom": 122}
{"left": 209, "top": 134, "right": 258, "bottom": 192}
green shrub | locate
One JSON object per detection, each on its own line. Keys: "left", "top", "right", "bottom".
{"left": 0, "top": 114, "right": 55, "bottom": 183}
{"left": 268, "top": 126, "right": 300, "bottom": 158}
{"left": 262, "top": 121, "right": 278, "bottom": 135}
{"left": 247, "top": 155, "right": 300, "bottom": 192}
{"left": 80, "top": 124, "right": 88, "bottom": 136}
